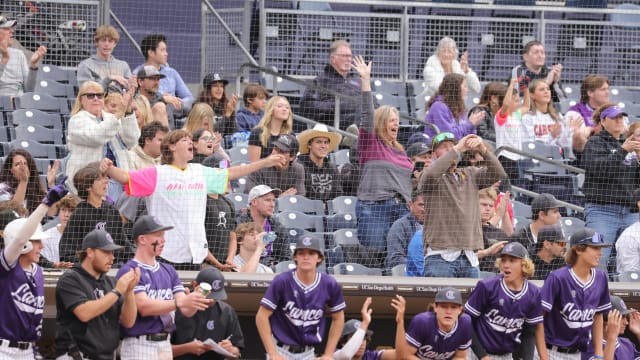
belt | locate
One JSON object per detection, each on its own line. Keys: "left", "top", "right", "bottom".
{"left": 67, "top": 351, "right": 91, "bottom": 359}
{"left": 546, "top": 343, "right": 579, "bottom": 354}
{"left": 276, "top": 341, "right": 313, "bottom": 354}
{"left": 135, "top": 332, "right": 169, "bottom": 342}
{"left": 0, "top": 339, "right": 33, "bottom": 350}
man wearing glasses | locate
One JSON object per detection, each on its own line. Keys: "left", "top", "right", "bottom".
{"left": 529, "top": 224, "right": 567, "bottom": 280}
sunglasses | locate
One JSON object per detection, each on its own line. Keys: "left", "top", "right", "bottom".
{"left": 555, "top": 241, "right": 567, "bottom": 247}
{"left": 82, "top": 93, "right": 104, "bottom": 100}
{"left": 573, "top": 233, "right": 604, "bottom": 246}
{"left": 432, "top": 132, "right": 455, "bottom": 148}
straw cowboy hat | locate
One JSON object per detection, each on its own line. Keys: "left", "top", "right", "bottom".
{"left": 297, "top": 124, "right": 342, "bottom": 154}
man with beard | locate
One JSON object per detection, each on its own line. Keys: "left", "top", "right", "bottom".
{"left": 530, "top": 224, "right": 567, "bottom": 280}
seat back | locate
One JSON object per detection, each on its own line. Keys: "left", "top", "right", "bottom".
{"left": 15, "top": 124, "right": 64, "bottom": 145}
{"left": 327, "top": 195, "right": 357, "bottom": 215}
{"left": 277, "top": 195, "right": 325, "bottom": 216}
{"left": 333, "top": 262, "right": 382, "bottom": 276}
{"left": 276, "top": 211, "right": 324, "bottom": 232}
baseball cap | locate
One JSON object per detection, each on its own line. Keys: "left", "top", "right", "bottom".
{"left": 407, "top": 132, "right": 431, "bottom": 147}
{"left": 341, "top": 319, "right": 373, "bottom": 338}
{"left": 569, "top": 228, "right": 611, "bottom": 248}
{"left": 273, "top": 134, "right": 299, "bottom": 155}
{"left": 432, "top": 132, "right": 457, "bottom": 152}
{"left": 137, "top": 65, "right": 166, "bottom": 79}
{"left": 435, "top": 287, "right": 462, "bottom": 305}
{"left": 248, "top": 185, "right": 282, "bottom": 203}
{"left": 538, "top": 224, "right": 565, "bottom": 244}
{"left": 3, "top": 218, "right": 48, "bottom": 255}
{"left": 0, "top": 208, "right": 20, "bottom": 231}
{"left": 82, "top": 229, "right": 123, "bottom": 251}
{"left": 600, "top": 106, "right": 628, "bottom": 119}
{"left": 501, "top": 242, "right": 529, "bottom": 259}
{"left": 294, "top": 235, "right": 323, "bottom": 256}
{"left": 406, "top": 142, "right": 432, "bottom": 158}
{"left": 531, "top": 193, "right": 561, "bottom": 215}
{"left": 610, "top": 295, "right": 634, "bottom": 317}
{"left": 132, "top": 215, "right": 174, "bottom": 240}
{"left": 203, "top": 73, "right": 229, "bottom": 88}
{"left": 195, "top": 267, "right": 227, "bottom": 300}
{"left": 0, "top": 16, "right": 17, "bottom": 29}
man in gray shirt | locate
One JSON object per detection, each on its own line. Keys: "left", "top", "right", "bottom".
{"left": 76, "top": 25, "right": 132, "bottom": 89}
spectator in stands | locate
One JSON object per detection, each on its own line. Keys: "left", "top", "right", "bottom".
{"left": 405, "top": 228, "right": 424, "bottom": 277}
{"left": 232, "top": 222, "right": 273, "bottom": 273}
{"left": 133, "top": 94, "right": 154, "bottom": 128}
{"left": 583, "top": 295, "right": 640, "bottom": 360}
{"left": 59, "top": 162, "right": 131, "bottom": 264}
{"left": 171, "top": 268, "right": 244, "bottom": 359}
{"left": 41, "top": 194, "right": 79, "bottom": 269}
{"left": 76, "top": 25, "right": 132, "bottom": 89}
{"left": 66, "top": 80, "right": 140, "bottom": 199}
{"left": 203, "top": 185, "right": 237, "bottom": 272}
{"left": 295, "top": 124, "right": 343, "bottom": 202}
{"left": 495, "top": 78, "right": 530, "bottom": 181}
{"left": 384, "top": 190, "right": 424, "bottom": 270}
{"left": 478, "top": 188, "right": 510, "bottom": 272}
{"left": 418, "top": 132, "right": 506, "bottom": 278}
{"left": 421, "top": 37, "right": 480, "bottom": 98}
{"left": 197, "top": 73, "right": 238, "bottom": 137}
{"left": 530, "top": 224, "right": 566, "bottom": 280}
{"left": 0, "top": 15, "right": 47, "bottom": 97}
{"left": 0, "top": 149, "right": 48, "bottom": 214}
{"left": 583, "top": 104, "right": 640, "bottom": 271}
{"left": 245, "top": 134, "right": 305, "bottom": 197}
{"left": 191, "top": 129, "right": 222, "bottom": 165}
{"left": 424, "top": 73, "right": 486, "bottom": 139}
{"left": 299, "top": 39, "right": 363, "bottom": 129}
{"left": 615, "top": 189, "right": 640, "bottom": 274}
{"left": 511, "top": 40, "right": 563, "bottom": 104}
{"left": 248, "top": 96, "right": 294, "bottom": 162}
{"left": 469, "top": 82, "right": 507, "bottom": 143}
{"left": 566, "top": 74, "right": 609, "bottom": 129}
{"left": 353, "top": 56, "right": 413, "bottom": 251}
{"left": 236, "top": 83, "right": 268, "bottom": 132}
{"left": 522, "top": 79, "right": 581, "bottom": 148}
{"left": 510, "top": 193, "right": 562, "bottom": 253}
{"left": 406, "top": 142, "right": 432, "bottom": 167}
{"left": 184, "top": 102, "right": 215, "bottom": 133}
{"left": 128, "top": 121, "right": 169, "bottom": 170}
{"left": 237, "top": 185, "right": 289, "bottom": 268}
{"left": 134, "top": 34, "right": 194, "bottom": 126}
{"left": 103, "top": 91, "right": 125, "bottom": 118}
{"left": 105, "top": 130, "right": 287, "bottom": 270}
{"left": 137, "top": 65, "right": 169, "bottom": 125}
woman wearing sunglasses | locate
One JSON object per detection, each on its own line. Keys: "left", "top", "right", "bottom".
{"left": 536, "top": 228, "right": 612, "bottom": 360}
{"left": 66, "top": 80, "right": 140, "bottom": 199}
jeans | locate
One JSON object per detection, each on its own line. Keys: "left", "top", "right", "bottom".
{"left": 424, "top": 254, "right": 480, "bottom": 278}
{"left": 356, "top": 199, "right": 409, "bottom": 250}
{"left": 584, "top": 203, "right": 637, "bottom": 272}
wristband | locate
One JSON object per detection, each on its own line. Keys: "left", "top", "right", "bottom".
{"left": 592, "top": 356, "right": 604, "bottom": 359}
{"left": 111, "top": 289, "right": 123, "bottom": 300}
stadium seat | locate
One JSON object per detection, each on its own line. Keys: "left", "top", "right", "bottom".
{"left": 37, "top": 64, "right": 77, "bottom": 85}
{"left": 329, "top": 149, "right": 350, "bottom": 167}
{"left": 520, "top": 141, "right": 566, "bottom": 175}
{"left": 531, "top": 173, "right": 580, "bottom": 204}
{"left": 35, "top": 79, "right": 76, "bottom": 99}
{"left": 479, "top": 271, "right": 497, "bottom": 279}
{"left": 513, "top": 216, "right": 532, "bottom": 232}
{"left": 11, "top": 109, "right": 64, "bottom": 130}
{"left": 231, "top": 177, "right": 247, "bottom": 193}
{"left": 560, "top": 217, "right": 584, "bottom": 238}
{"left": 333, "top": 262, "right": 382, "bottom": 276}
{"left": 277, "top": 195, "right": 325, "bottom": 216}
{"left": 511, "top": 200, "right": 532, "bottom": 218}
{"left": 333, "top": 229, "right": 359, "bottom": 247}
{"left": 374, "top": 91, "right": 410, "bottom": 116}
{"left": 225, "top": 192, "right": 249, "bottom": 212}
{"left": 372, "top": 79, "right": 406, "bottom": 97}
{"left": 9, "top": 139, "right": 58, "bottom": 159}
{"left": 274, "top": 260, "right": 297, "bottom": 273}
{"left": 276, "top": 211, "right": 324, "bottom": 233}
{"left": 14, "top": 92, "right": 65, "bottom": 113}
{"left": 228, "top": 146, "right": 249, "bottom": 164}
{"left": 390, "top": 263, "right": 406, "bottom": 276}
{"left": 33, "top": 158, "right": 54, "bottom": 176}
{"left": 15, "top": 124, "right": 65, "bottom": 145}
{"left": 618, "top": 271, "right": 640, "bottom": 282}
{"left": 325, "top": 213, "right": 357, "bottom": 232}
{"left": 327, "top": 195, "right": 357, "bottom": 215}
{"left": 0, "top": 126, "right": 14, "bottom": 143}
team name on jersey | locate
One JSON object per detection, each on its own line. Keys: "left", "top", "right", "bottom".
{"left": 11, "top": 283, "right": 44, "bottom": 314}
{"left": 484, "top": 308, "right": 525, "bottom": 334}
{"left": 560, "top": 303, "right": 595, "bottom": 328}
{"left": 165, "top": 182, "right": 204, "bottom": 191}
{"left": 143, "top": 285, "right": 173, "bottom": 300}
{"left": 416, "top": 345, "right": 455, "bottom": 360}
{"left": 283, "top": 301, "right": 323, "bottom": 327}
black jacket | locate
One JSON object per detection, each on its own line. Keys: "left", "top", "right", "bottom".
{"left": 294, "top": 154, "right": 342, "bottom": 202}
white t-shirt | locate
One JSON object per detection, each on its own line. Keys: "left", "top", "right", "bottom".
{"left": 42, "top": 226, "right": 62, "bottom": 263}
{"left": 522, "top": 110, "right": 572, "bottom": 148}
{"left": 495, "top": 109, "right": 524, "bottom": 161}
{"left": 233, "top": 254, "right": 274, "bottom": 274}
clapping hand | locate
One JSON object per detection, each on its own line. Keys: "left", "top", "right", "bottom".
{"left": 351, "top": 55, "right": 371, "bottom": 80}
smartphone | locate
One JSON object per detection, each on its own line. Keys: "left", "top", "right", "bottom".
{"left": 412, "top": 161, "right": 425, "bottom": 174}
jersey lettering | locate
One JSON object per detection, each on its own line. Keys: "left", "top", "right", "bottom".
{"left": 11, "top": 283, "right": 45, "bottom": 314}
{"left": 416, "top": 344, "right": 456, "bottom": 360}
{"left": 484, "top": 308, "right": 526, "bottom": 334}
{"left": 560, "top": 302, "right": 596, "bottom": 328}
{"left": 283, "top": 301, "right": 324, "bottom": 327}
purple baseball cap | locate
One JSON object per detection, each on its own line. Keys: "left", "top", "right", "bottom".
{"left": 600, "top": 106, "right": 627, "bottom": 119}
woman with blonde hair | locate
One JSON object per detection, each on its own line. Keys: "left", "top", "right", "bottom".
{"left": 183, "top": 102, "right": 215, "bottom": 135}
{"left": 247, "top": 96, "right": 293, "bottom": 162}
{"left": 65, "top": 80, "right": 140, "bottom": 199}
{"left": 133, "top": 94, "right": 154, "bottom": 128}
{"left": 353, "top": 56, "right": 413, "bottom": 251}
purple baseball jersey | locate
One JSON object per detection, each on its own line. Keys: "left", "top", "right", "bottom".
{"left": 362, "top": 350, "right": 384, "bottom": 360}
{"left": 581, "top": 337, "right": 640, "bottom": 360}
{"left": 116, "top": 259, "right": 185, "bottom": 337}
{"left": 260, "top": 270, "right": 346, "bottom": 346}
{"left": 405, "top": 312, "right": 472, "bottom": 359}
{"left": 0, "top": 250, "right": 44, "bottom": 341}
{"left": 541, "top": 266, "right": 611, "bottom": 351}
{"left": 464, "top": 275, "right": 543, "bottom": 354}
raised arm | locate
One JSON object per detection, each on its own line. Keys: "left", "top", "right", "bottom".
{"left": 227, "top": 154, "right": 286, "bottom": 180}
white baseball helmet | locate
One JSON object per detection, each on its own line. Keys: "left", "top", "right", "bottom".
{"left": 3, "top": 218, "right": 48, "bottom": 255}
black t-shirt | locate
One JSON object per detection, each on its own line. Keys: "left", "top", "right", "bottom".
{"left": 55, "top": 266, "right": 121, "bottom": 360}
{"left": 530, "top": 254, "right": 565, "bottom": 281}
{"left": 248, "top": 127, "right": 281, "bottom": 160}
{"left": 204, "top": 195, "right": 237, "bottom": 263}
{"left": 171, "top": 300, "right": 244, "bottom": 360}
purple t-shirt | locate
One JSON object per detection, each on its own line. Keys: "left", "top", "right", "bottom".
{"left": 0, "top": 250, "right": 44, "bottom": 341}
{"left": 362, "top": 350, "right": 384, "bottom": 360}
{"left": 464, "top": 275, "right": 543, "bottom": 354}
{"left": 405, "top": 311, "right": 472, "bottom": 359}
{"left": 424, "top": 98, "right": 476, "bottom": 139}
{"left": 260, "top": 270, "right": 346, "bottom": 346}
{"left": 541, "top": 266, "right": 611, "bottom": 351}
{"left": 116, "top": 259, "right": 185, "bottom": 337}
{"left": 581, "top": 337, "right": 640, "bottom": 360}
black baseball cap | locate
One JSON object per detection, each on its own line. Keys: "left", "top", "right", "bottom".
{"left": 435, "top": 287, "right": 462, "bottom": 305}
{"left": 294, "top": 235, "right": 323, "bottom": 256}
{"left": 203, "top": 73, "right": 229, "bottom": 88}
{"left": 406, "top": 142, "right": 432, "bottom": 158}
{"left": 341, "top": 319, "right": 373, "bottom": 338}
{"left": 531, "top": 193, "right": 561, "bottom": 214}
{"left": 132, "top": 215, "right": 174, "bottom": 240}
{"left": 82, "top": 230, "right": 123, "bottom": 251}
{"left": 195, "top": 267, "right": 227, "bottom": 300}
{"left": 273, "top": 134, "right": 299, "bottom": 155}
{"left": 610, "top": 295, "right": 634, "bottom": 316}
{"left": 538, "top": 225, "right": 565, "bottom": 244}
{"left": 569, "top": 228, "right": 611, "bottom": 248}
{"left": 501, "top": 242, "right": 529, "bottom": 259}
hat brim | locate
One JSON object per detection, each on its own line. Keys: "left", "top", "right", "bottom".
{"left": 273, "top": 142, "right": 294, "bottom": 154}
{"left": 135, "top": 225, "right": 174, "bottom": 239}
{"left": 96, "top": 243, "right": 124, "bottom": 251}
{"left": 0, "top": 20, "right": 17, "bottom": 28}
{"left": 207, "top": 288, "right": 227, "bottom": 300}
{"left": 249, "top": 188, "right": 283, "bottom": 202}
{"left": 297, "top": 130, "right": 342, "bottom": 154}
{"left": 29, "top": 229, "right": 48, "bottom": 241}
{"left": 432, "top": 138, "right": 457, "bottom": 152}
{"left": 571, "top": 242, "right": 612, "bottom": 248}
{"left": 206, "top": 79, "right": 229, "bottom": 87}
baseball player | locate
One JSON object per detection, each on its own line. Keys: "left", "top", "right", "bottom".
{"left": 55, "top": 230, "right": 140, "bottom": 360}
{"left": 256, "top": 235, "right": 346, "bottom": 360}
{"left": 581, "top": 295, "right": 640, "bottom": 360}
{"left": 116, "top": 215, "right": 213, "bottom": 360}
{"left": 0, "top": 180, "right": 68, "bottom": 359}
{"left": 464, "top": 242, "right": 545, "bottom": 360}
{"left": 334, "top": 297, "right": 396, "bottom": 360}
{"left": 536, "top": 228, "right": 612, "bottom": 360}
{"left": 393, "top": 288, "right": 472, "bottom": 359}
